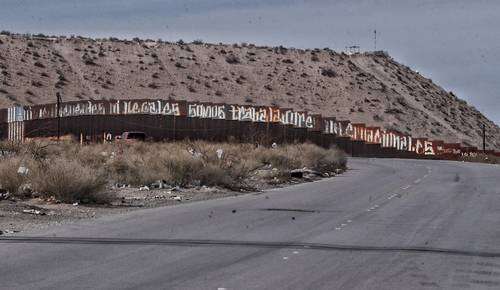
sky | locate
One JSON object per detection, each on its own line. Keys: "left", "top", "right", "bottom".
{"left": 1, "top": 0, "right": 499, "bottom": 125}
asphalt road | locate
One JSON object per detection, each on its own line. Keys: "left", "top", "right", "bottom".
{"left": 1, "top": 158, "right": 500, "bottom": 290}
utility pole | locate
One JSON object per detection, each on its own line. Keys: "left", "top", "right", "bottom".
{"left": 374, "top": 30, "right": 377, "bottom": 51}
{"left": 56, "top": 92, "right": 62, "bottom": 141}
{"left": 482, "top": 123, "right": 486, "bottom": 153}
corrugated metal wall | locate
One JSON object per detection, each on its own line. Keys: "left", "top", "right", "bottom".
{"left": 1, "top": 99, "right": 496, "bottom": 159}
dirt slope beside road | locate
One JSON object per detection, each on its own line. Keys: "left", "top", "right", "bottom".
{"left": 0, "top": 33, "right": 498, "bottom": 149}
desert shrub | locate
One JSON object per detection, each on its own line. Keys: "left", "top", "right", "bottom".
{"left": 31, "top": 80, "right": 43, "bottom": 87}
{"left": 0, "top": 141, "right": 23, "bottom": 155}
{"left": 321, "top": 68, "right": 337, "bottom": 77}
{"left": 29, "top": 157, "right": 108, "bottom": 203}
{"left": 157, "top": 146, "right": 204, "bottom": 186}
{"left": 34, "top": 61, "right": 45, "bottom": 68}
{"left": 461, "top": 154, "right": 499, "bottom": 164}
{"left": 255, "top": 146, "right": 301, "bottom": 170}
{"left": 6, "top": 94, "right": 18, "bottom": 101}
{"left": 255, "top": 143, "right": 346, "bottom": 172}
{"left": 0, "top": 157, "right": 26, "bottom": 195}
{"left": 193, "top": 163, "right": 229, "bottom": 186}
{"left": 225, "top": 55, "right": 240, "bottom": 64}
{"left": 148, "top": 82, "right": 160, "bottom": 89}
{"left": 298, "top": 144, "right": 347, "bottom": 171}
{"left": 71, "top": 144, "right": 110, "bottom": 168}
{"left": 107, "top": 154, "right": 163, "bottom": 186}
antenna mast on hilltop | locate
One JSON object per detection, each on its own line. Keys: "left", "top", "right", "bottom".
{"left": 374, "top": 30, "right": 377, "bottom": 51}
{"left": 483, "top": 123, "right": 486, "bottom": 153}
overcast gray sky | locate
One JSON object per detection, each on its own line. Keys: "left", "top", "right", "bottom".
{"left": 1, "top": 0, "right": 499, "bottom": 124}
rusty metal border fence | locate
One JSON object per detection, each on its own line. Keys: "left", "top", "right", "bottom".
{"left": 0, "top": 99, "right": 497, "bottom": 159}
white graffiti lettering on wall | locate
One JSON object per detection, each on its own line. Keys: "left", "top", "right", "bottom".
{"left": 280, "top": 110, "right": 315, "bottom": 128}
{"left": 188, "top": 104, "right": 226, "bottom": 119}
{"left": 29, "top": 100, "right": 182, "bottom": 120}
{"left": 6, "top": 98, "right": 488, "bottom": 157}
{"left": 326, "top": 120, "right": 438, "bottom": 154}
{"left": 121, "top": 100, "right": 180, "bottom": 116}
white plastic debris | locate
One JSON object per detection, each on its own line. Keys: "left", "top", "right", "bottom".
{"left": 72, "top": 202, "right": 79, "bottom": 206}
{"left": 139, "top": 186, "right": 150, "bottom": 191}
{"left": 188, "top": 148, "right": 201, "bottom": 158}
{"left": 150, "top": 180, "right": 168, "bottom": 189}
{"left": 22, "top": 209, "right": 44, "bottom": 215}
{"left": 17, "top": 166, "right": 29, "bottom": 175}
{"left": 172, "top": 196, "right": 182, "bottom": 201}
{"left": 0, "top": 229, "right": 15, "bottom": 235}
{"left": 216, "top": 148, "right": 224, "bottom": 159}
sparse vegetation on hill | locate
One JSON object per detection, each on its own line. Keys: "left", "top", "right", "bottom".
{"left": 0, "top": 33, "right": 499, "bottom": 149}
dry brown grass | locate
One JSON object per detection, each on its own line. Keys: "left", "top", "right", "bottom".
{"left": 255, "top": 143, "right": 347, "bottom": 172}
{"left": 0, "top": 156, "right": 26, "bottom": 196}
{"left": 461, "top": 154, "right": 499, "bottom": 164}
{"left": 29, "top": 157, "right": 108, "bottom": 203}
{"left": 0, "top": 140, "right": 346, "bottom": 203}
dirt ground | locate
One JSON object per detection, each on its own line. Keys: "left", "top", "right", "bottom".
{"left": 0, "top": 175, "right": 322, "bottom": 235}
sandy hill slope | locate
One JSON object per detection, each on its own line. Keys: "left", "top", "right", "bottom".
{"left": 0, "top": 34, "right": 499, "bottom": 149}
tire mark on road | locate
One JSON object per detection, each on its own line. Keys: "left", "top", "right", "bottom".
{"left": 2, "top": 236, "right": 500, "bottom": 258}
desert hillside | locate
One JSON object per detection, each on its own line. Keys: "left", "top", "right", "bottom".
{"left": 0, "top": 33, "right": 499, "bottom": 149}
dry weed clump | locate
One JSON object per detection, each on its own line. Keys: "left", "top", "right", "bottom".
{"left": 29, "top": 157, "right": 108, "bottom": 203}
{"left": 255, "top": 143, "right": 347, "bottom": 172}
{"left": 0, "top": 156, "right": 26, "bottom": 196}
{"left": 461, "top": 154, "right": 499, "bottom": 164}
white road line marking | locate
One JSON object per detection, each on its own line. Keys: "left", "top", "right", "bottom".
{"left": 402, "top": 185, "right": 410, "bottom": 190}
{"left": 335, "top": 227, "right": 342, "bottom": 230}
{"left": 283, "top": 256, "right": 288, "bottom": 260}
{"left": 341, "top": 223, "right": 347, "bottom": 227}
{"left": 293, "top": 251, "right": 299, "bottom": 254}
{"left": 347, "top": 220, "right": 352, "bottom": 223}
{"left": 414, "top": 179, "right": 421, "bottom": 184}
